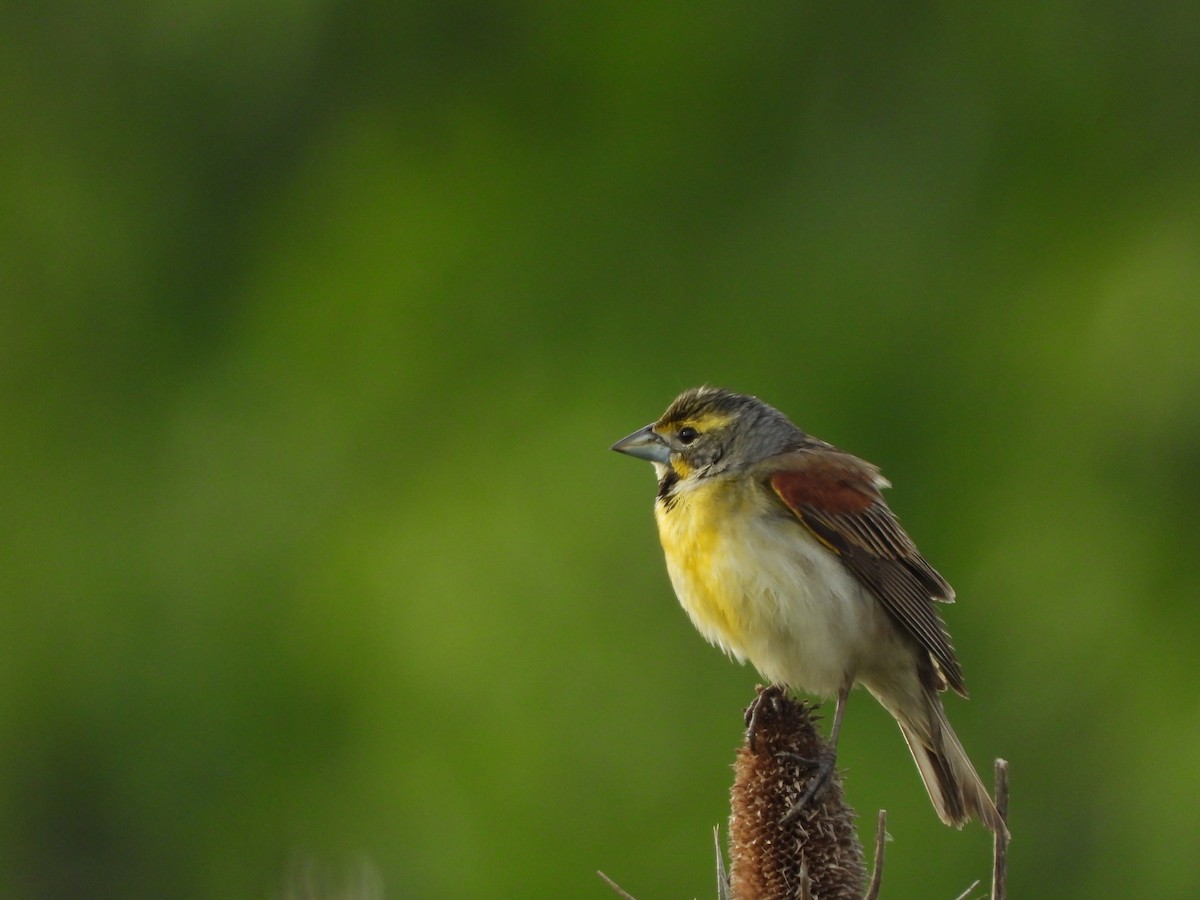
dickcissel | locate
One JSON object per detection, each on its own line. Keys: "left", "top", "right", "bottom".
{"left": 612, "top": 386, "right": 1004, "bottom": 835}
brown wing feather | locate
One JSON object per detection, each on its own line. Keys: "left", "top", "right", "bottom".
{"left": 767, "top": 450, "right": 967, "bottom": 697}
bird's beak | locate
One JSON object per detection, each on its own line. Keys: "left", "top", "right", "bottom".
{"left": 611, "top": 423, "right": 671, "bottom": 463}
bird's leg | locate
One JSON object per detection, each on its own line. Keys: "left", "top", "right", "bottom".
{"left": 825, "top": 676, "right": 850, "bottom": 754}
{"left": 781, "top": 676, "right": 851, "bottom": 824}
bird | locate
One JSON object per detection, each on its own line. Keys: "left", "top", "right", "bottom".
{"left": 611, "top": 385, "right": 1005, "bottom": 835}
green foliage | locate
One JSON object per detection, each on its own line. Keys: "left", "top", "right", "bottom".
{"left": 2, "top": 2, "right": 1199, "bottom": 897}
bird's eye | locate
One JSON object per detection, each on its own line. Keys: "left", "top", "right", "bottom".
{"left": 678, "top": 426, "right": 698, "bottom": 445}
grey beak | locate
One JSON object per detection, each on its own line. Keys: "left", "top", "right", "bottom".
{"left": 611, "top": 423, "right": 671, "bottom": 463}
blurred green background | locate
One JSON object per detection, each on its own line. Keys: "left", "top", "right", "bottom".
{"left": 3, "top": 2, "right": 1199, "bottom": 897}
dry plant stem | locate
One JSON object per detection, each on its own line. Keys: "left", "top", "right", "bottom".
{"left": 596, "top": 870, "right": 637, "bottom": 899}
{"left": 862, "top": 810, "right": 887, "bottom": 900}
{"left": 991, "top": 759, "right": 1010, "bottom": 900}
{"left": 953, "top": 758, "right": 1012, "bottom": 900}
{"left": 714, "top": 827, "right": 732, "bottom": 900}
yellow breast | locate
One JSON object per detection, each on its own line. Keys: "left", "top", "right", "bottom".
{"left": 654, "top": 477, "right": 759, "bottom": 658}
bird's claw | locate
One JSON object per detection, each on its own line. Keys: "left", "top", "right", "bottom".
{"left": 780, "top": 750, "right": 837, "bottom": 825}
{"left": 743, "top": 684, "right": 786, "bottom": 752}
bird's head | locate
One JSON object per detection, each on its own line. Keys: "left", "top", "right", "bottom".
{"left": 611, "top": 386, "right": 804, "bottom": 481}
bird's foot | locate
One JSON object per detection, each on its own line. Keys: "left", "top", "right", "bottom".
{"left": 780, "top": 749, "right": 836, "bottom": 825}
{"left": 743, "top": 684, "right": 787, "bottom": 752}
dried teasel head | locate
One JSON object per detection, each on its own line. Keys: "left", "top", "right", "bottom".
{"left": 729, "top": 686, "right": 866, "bottom": 900}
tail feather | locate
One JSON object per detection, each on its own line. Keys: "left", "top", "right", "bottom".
{"left": 896, "top": 696, "right": 1009, "bottom": 838}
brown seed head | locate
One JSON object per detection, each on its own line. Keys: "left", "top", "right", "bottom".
{"left": 729, "top": 686, "right": 867, "bottom": 900}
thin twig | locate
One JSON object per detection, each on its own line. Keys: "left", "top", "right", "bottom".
{"left": 992, "top": 759, "right": 1010, "bottom": 900}
{"left": 951, "top": 878, "right": 981, "bottom": 900}
{"left": 596, "top": 871, "right": 637, "bottom": 899}
{"left": 714, "top": 825, "right": 731, "bottom": 900}
{"left": 863, "top": 809, "right": 887, "bottom": 900}
{"left": 798, "top": 861, "right": 811, "bottom": 900}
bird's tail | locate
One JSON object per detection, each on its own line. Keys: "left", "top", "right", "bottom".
{"left": 895, "top": 692, "right": 1008, "bottom": 838}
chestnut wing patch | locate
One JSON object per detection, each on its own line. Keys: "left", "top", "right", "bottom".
{"left": 769, "top": 456, "right": 966, "bottom": 696}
